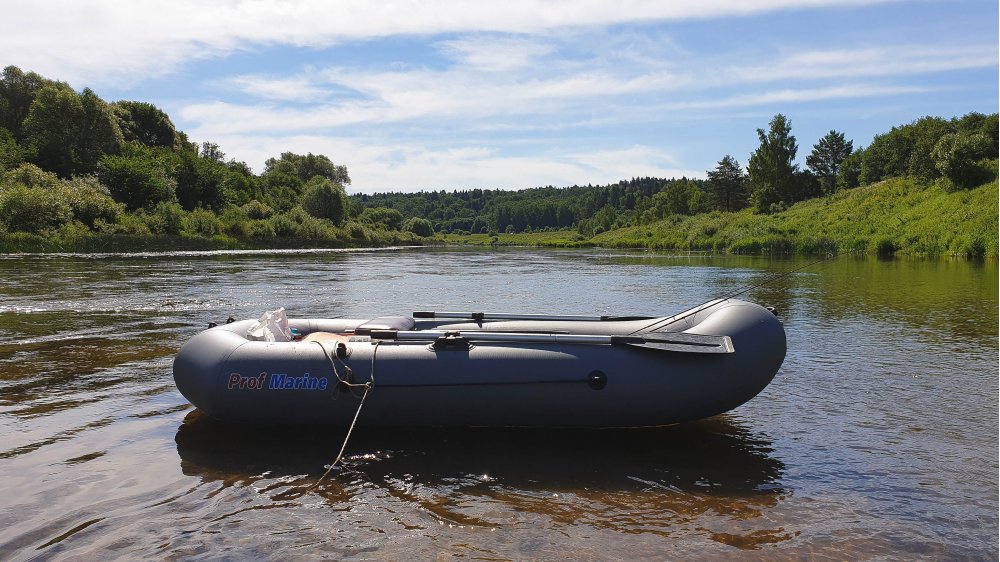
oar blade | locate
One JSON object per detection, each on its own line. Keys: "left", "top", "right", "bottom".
{"left": 632, "top": 332, "right": 735, "bottom": 354}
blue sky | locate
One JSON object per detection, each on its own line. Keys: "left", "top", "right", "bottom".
{"left": 3, "top": 0, "right": 997, "bottom": 193}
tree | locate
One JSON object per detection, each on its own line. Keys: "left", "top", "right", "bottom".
{"left": 112, "top": 100, "right": 178, "bottom": 148}
{"left": 403, "top": 216, "right": 434, "bottom": 237}
{"left": 0, "top": 66, "right": 57, "bottom": 140}
{"left": 97, "top": 144, "right": 177, "bottom": 210}
{"left": 932, "top": 132, "right": 994, "bottom": 190}
{"left": 23, "top": 85, "right": 123, "bottom": 177}
{"left": 748, "top": 114, "right": 799, "bottom": 213}
{"left": 300, "top": 176, "right": 348, "bottom": 226}
{"left": 706, "top": 155, "right": 748, "bottom": 211}
{"left": 264, "top": 152, "right": 350, "bottom": 185}
{"left": 174, "top": 148, "right": 227, "bottom": 211}
{"left": 837, "top": 148, "right": 863, "bottom": 190}
{"left": 0, "top": 183, "right": 71, "bottom": 232}
{"left": 0, "top": 127, "right": 26, "bottom": 171}
{"left": 806, "top": 130, "right": 853, "bottom": 194}
{"left": 359, "top": 207, "right": 404, "bottom": 230}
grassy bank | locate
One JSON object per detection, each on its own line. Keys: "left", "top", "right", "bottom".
{"left": 592, "top": 177, "right": 997, "bottom": 258}
{"left": 0, "top": 227, "right": 427, "bottom": 253}
{"left": 439, "top": 177, "right": 998, "bottom": 259}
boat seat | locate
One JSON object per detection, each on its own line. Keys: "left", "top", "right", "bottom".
{"left": 353, "top": 316, "right": 416, "bottom": 336}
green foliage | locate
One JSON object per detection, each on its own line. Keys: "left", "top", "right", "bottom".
{"left": 183, "top": 207, "right": 223, "bottom": 237}
{"left": 23, "top": 85, "right": 123, "bottom": 176}
{"left": 806, "top": 130, "right": 853, "bottom": 194}
{"left": 1, "top": 162, "right": 60, "bottom": 190}
{"left": 359, "top": 207, "right": 404, "bottom": 230}
{"left": 748, "top": 114, "right": 799, "bottom": 212}
{"left": 837, "top": 149, "right": 863, "bottom": 190}
{"left": 0, "top": 183, "right": 72, "bottom": 232}
{"left": 0, "top": 66, "right": 58, "bottom": 140}
{"left": 859, "top": 113, "right": 999, "bottom": 185}
{"left": 592, "top": 176, "right": 998, "bottom": 259}
{"left": 242, "top": 199, "right": 274, "bottom": 220}
{"left": 112, "top": 100, "right": 178, "bottom": 148}
{"left": 264, "top": 152, "right": 350, "bottom": 185}
{"left": 300, "top": 177, "right": 348, "bottom": 226}
{"left": 142, "top": 201, "right": 185, "bottom": 235}
{"left": 403, "top": 216, "right": 434, "bottom": 237}
{"left": 97, "top": 143, "right": 177, "bottom": 209}
{"left": 706, "top": 155, "right": 748, "bottom": 212}
{"left": 174, "top": 147, "right": 227, "bottom": 211}
{"left": 59, "top": 175, "right": 124, "bottom": 227}
{"left": 931, "top": 132, "right": 994, "bottom": 190}
{"left": 0, "top": 127, "right": 25, "bottom": 170}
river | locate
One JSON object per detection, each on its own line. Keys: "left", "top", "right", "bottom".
{"left": 0, "top": 248, "right": 996, "bottom": 560}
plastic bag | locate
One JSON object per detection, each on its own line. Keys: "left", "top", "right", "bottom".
{"left": 247, "top": 307, "right": 292, "bottom": 342}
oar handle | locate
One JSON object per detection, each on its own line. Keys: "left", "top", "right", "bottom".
{"left": 414, "top": 311, "right": 610, "bottom": 321}
{"left": 371, "top": 329, "right": 613, "bottom": 345}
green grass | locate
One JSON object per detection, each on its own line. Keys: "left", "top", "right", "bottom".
{"left": 591, "top": 177, "right": 998, "bottom": 258}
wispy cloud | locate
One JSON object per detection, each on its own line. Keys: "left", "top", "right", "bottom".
{"left": 3, "top": 0, "right": 901, "bottom": 85}
{"left": 206, "top": 133, "right": 701, "bottom": 191}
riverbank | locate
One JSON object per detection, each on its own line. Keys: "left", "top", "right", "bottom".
{"left": 439, "top": 177, "right": 999, "bottom": 259}
{"left": 2, "top": 176, "right": 995, "bottom": 258}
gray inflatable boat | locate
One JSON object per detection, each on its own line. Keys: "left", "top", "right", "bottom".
{"left": 172, "top": 299, "right": 785, "bottom": 427}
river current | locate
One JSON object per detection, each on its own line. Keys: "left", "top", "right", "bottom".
{"left": 0, "top": 248, "right": 996, "bottom": 560}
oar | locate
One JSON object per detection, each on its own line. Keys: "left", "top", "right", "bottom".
{"left": 369, "top": 329, "right": 734, "bottom": 354}
{"left": 413, "top": 311, "right": 654, "bottom": 322}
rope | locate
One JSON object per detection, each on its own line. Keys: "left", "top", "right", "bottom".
{"left": 308, "top": 340, "right": 379, "bottom": 490}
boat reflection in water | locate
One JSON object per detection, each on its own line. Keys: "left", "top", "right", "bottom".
{"left": 175, "top": 410, "right": 790, "bottom": 548}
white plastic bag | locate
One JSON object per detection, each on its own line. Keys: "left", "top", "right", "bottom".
{"left": 247, "top": 307, "right": 292, "bottom": 342}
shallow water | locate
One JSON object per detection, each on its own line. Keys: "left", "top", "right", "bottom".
{"left": 0, "top": 248, "right": 996, "bottom": 560}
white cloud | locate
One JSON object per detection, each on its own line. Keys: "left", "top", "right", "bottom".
{"left": 2, "top": 0, "right": 900, "bottom": 86}
{"left": 730, "top": 45, "right": 999, "bottom": 83}
{"left": 204, "top": 133, "right": 700, "bottom": 191}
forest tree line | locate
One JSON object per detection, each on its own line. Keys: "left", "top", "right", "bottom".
{"left": 0, "top": 64, "right": 996, "bottom": 245}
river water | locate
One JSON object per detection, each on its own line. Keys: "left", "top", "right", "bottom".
{"left": 0, "top": 248, "right": 996, "bottom": 560}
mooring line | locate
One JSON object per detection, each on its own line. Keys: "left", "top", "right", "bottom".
{"left": 308, "top": 341, "right": 378, "bottom": 490}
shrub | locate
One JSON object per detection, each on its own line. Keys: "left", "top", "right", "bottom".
{"left": 242, "top": 199, "right": 274, "bottom": 220}
{"left": 97, "top": 147, "right": 177, "bottom": 210}
{"left": 0, "top": 184, "right": 72, "bottom": 232}
{"left": 932, "top": 132, "right": 994, "bottom": 190}
{"left": 59, "top": 175, "right": 124, "bottom": 227}
{"left": 300, "top": 177, "right": 347, "bottom": 225}
{"left": 146, "top": 201, "right": 184, "bottom": 235}
{"left": 184, "top": 208, "right": 223, "bottom": 237}
{"left": 0, "top": 163, "right": 61, "bottom": 190}
{"left": 403, "top": 216, "right": 434, "bottom": 237}
{"left": 359, "top": 207, "right": 404, "bottom": 230}
{"left": 245, "top": 219, "right": 275, "bottom": 238}
{"left": 270, "top": 213, "right": 298, "bottom": 237}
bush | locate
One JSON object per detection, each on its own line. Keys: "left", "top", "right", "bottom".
{"left": 59, "top": 175, "right": 124, "bottom": 227}
{"left": 932, "top": 132, "right": 994, "bottom": 190}
{"left": 146, "top": 201, "right": 185, "bottom": 235}
{"left": 97, "top": 147, "right": 177, "bottom": 210}
{"left": 0, "top": 163, "right": 61, "bottom": 190}
{"left": 403, "top": 216, "right": 434, "bottom": 237}
{"left": 184, "top": 208, "right": 223, "bottom": 237}
{"left": 300, "top": 177, "right": 347, "bottom": 225}
{"left": 95, "top": 213, "right": 153, "bottom": 236}
{"left": 359, "top": 207, "right": 404, "bottom": 230}
{"left": 242, "top": 199, "right": 274, "bottom": 220}
{"left": 270, "top": 213, "right": 298, "bottom": 237}
{"left": 245, "top": 219, "right": 275, "bottom": 238}
{"left": 0, "top": 184, "right": 72, "bottom": 232}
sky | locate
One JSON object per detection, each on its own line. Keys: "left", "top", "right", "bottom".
{"left": 2, "top": 0, "right": 997, "bottom": 193}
